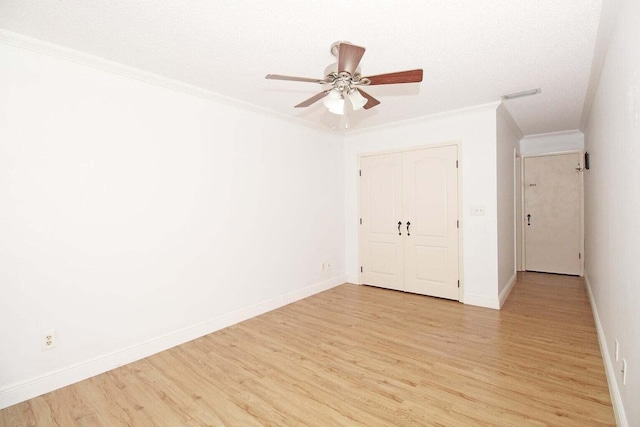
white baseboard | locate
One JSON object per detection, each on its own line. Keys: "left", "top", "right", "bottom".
{"left": 463, "top": 293, "right": 500, "bottom": 310}
{"left": 499, "top": 273, "right": 517, "bottom": 308}
{"left": 0, "top": 275, "right": 346, "bottom": 410}
{"left": 584, "top": 274, "right": 628, "bottom": 427}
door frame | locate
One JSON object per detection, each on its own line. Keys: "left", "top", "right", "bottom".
{"left": 357, "top": 141, "right": 464, "bottom": 301}
{"left": 520, "top": 150, "right": 585, "bottom": 276}
{"left": 515, "top": 152, "right": 523, "bottom": 271}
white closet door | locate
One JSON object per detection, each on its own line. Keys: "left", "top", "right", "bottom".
{"left": 359, "top": 153, "right": 404, "bottom": 291}
{"left": 403, "top": 146, "right": 459, "bottom": 299}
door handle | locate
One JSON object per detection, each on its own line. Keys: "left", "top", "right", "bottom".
{"left": 406, "top": 221, "right": 411, "bottom": 236}
{"left": 527, "top": 214, "right": 531, "bottom": 226}
{"left": 398, "top": 221, "right": 402, "bottom": 235}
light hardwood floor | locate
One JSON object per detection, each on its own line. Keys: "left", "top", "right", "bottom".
{"left": 1, "top": 272, "right": 614, "bottom": 426}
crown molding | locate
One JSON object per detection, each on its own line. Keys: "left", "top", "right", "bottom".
{"left": 0, "top": 29, "right": 330, "bottom": 134}
{"left": 521, "top": 129, "right": 583, "bottom": 140}
{"left": 0, "top": 30, "right": 511, "bottom": 137}
{"left": 344, "top": 101, "right": 502, "bottom": 137}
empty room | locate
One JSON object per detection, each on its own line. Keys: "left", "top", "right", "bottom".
{"left": 0, "top": 0, "right": 638, "bottom": 426}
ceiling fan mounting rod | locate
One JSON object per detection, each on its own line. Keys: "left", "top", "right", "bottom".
{"left": 330, "top": 40, "right": 351, "bottom": 57}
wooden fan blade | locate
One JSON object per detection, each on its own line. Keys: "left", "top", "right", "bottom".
{"left": 358, "top": 89, "right": 381, "bottom": 110}
{"left": 295, "top": 90, "right": 331, "bottom": 108}
{"left": 266, "top": 74, "right": 325, "bottom": 84}
{"left": 364, "top": 69, "right": 423, "bottom": 85}
{"left": 338, "top": 43, "right": 366, "bottom": 75}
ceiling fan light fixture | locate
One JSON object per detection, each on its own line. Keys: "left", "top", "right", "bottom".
{"left": 266, "top": 42, "right": 423, "bottom": 114}
{"left": 348, "top": 89, "right": 368, "bottom": 111}
{"left": 323, "top": 89, "right": 345, "bottom": 115}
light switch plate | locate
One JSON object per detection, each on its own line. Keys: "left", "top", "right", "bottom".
{"left": 470, "top": 206, "right": 485, "bottom": 216}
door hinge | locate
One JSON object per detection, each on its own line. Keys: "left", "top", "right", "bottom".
{"left": 457, "top": 220, "right": 459, "bottom": 228}
{"left": 360, "top": 266, "right": 363, "bottom": 273}
{"left": 456, "top": 160, "right": 459, "bottom": 168}
{"left": 359, "top": 170, "right": 361, "bottom": 176}
{"left": 579, "top": 253, "right": 582, "bottom": 259}
{"left": 360, "top": 218, "right": 362, "bottom": 225}
{"left": 458, "top": 280, "right": 460, "bottom": 288}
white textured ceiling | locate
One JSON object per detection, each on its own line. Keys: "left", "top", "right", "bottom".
{"left": 0, "top": 0, "right": 603, "bottom": 135}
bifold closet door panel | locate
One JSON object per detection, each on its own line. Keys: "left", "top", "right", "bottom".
{"left": 359, "top": 153, "right": 404, "bottom": 291}
{"left": 403, "top": 146, "right": 459, "bottom": 299}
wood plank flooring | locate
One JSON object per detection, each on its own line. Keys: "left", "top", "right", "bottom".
{"left": 1, "top": 272, "right": 615, "bottom": 426}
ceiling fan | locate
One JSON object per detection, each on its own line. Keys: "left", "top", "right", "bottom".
{"left": 265, "top": 42, "right": 423, "bottom": 115}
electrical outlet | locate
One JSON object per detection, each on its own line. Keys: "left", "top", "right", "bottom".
{"left": 42, "top": 329, "right": 57, "bottom": 350}
{"left": 622, "top": 359, "right": 627, "bottom": 385}
{"left": 326, "top": 261, "right": 332, "bottom": 271}
{"left": 321, "top": 263, "right": 326, "bottom": 271}
{"left": 615, "top": 340, "right": 619, "bottom": 361}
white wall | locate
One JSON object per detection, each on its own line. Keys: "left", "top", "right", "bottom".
{"left": 0, "top": 41, "right": 346, "bottom": 408}
{"left": 520, "top": 130, "right": 584, "bottom": 156}
{"left": 583, "top": 0, "right": 640, "bottom": 424}
{"left": 496, "top": 104, "right": 522, "bottom": 304}
{"left": 343, "top": 104, "right": 502, "bottom": 309}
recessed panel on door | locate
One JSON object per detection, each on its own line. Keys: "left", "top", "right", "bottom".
{"left": 415, "top": 246, "right": 448, "bottom": 283}
{"left": 359, "top": 153, "right": 404, "bottom": 291}
{"left": 411, "top": 157, "right": 448, "bottom": 238}
{"left": 403, "top": 146, "right": 459, "bottom": 299}
{"left": 370, "top": 242, "right": 399, "bottom": 276}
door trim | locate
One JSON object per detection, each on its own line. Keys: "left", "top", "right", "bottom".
{"left": 515, "top": 152, "right": 523, "bottom": 271}
{"left": 357, "top": 141, "right": 464, "bottom": 301}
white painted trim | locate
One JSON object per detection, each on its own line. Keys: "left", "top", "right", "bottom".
{"left": 456, "top": 141, "right": 465, "bottom": 303}
{"left": 356, "top": 152, "right": 363, "bottom": 287}
{"left": 499, "top": 273, "right": 517, "bottom": 308}
{"left": 0, "top": 29, "right": 328, "bottom": 134}
{"left": 521, "top": 129, "right": 583, "bottom": 140}
{"left": 346, "top": 102, "right": 501, "bottom": 136}
{"left": 357, "top": 140, "right": 461, "bottom": 159}
{"left": 515, "top": 153, "right": 524, "bottom": 272}
{"left": 518, "top": 155, "right": 526, "bottom": 271}
{"left": 0, "top": 29, "right": 499, "bottom": 138}
{"left": 579, "top": 150, "right": 585, "bottom": 277}
{"left": 463, "top": 293, "right": 500, "bottom": 310}
{"left": 0, "top": 275, "right": 347, "bottom": 410}
{"left": 584, "top": 274, "right": 628, "bottom": 427}
{"left": 520, "top": 149, "right": 584, "bottom": 159}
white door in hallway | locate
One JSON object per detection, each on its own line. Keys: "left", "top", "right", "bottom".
{"left": 524, "top": 153, "right": 582, "bottom": 275}
{"left": 359, "top": 145, "right": 459, "bottom": 300}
